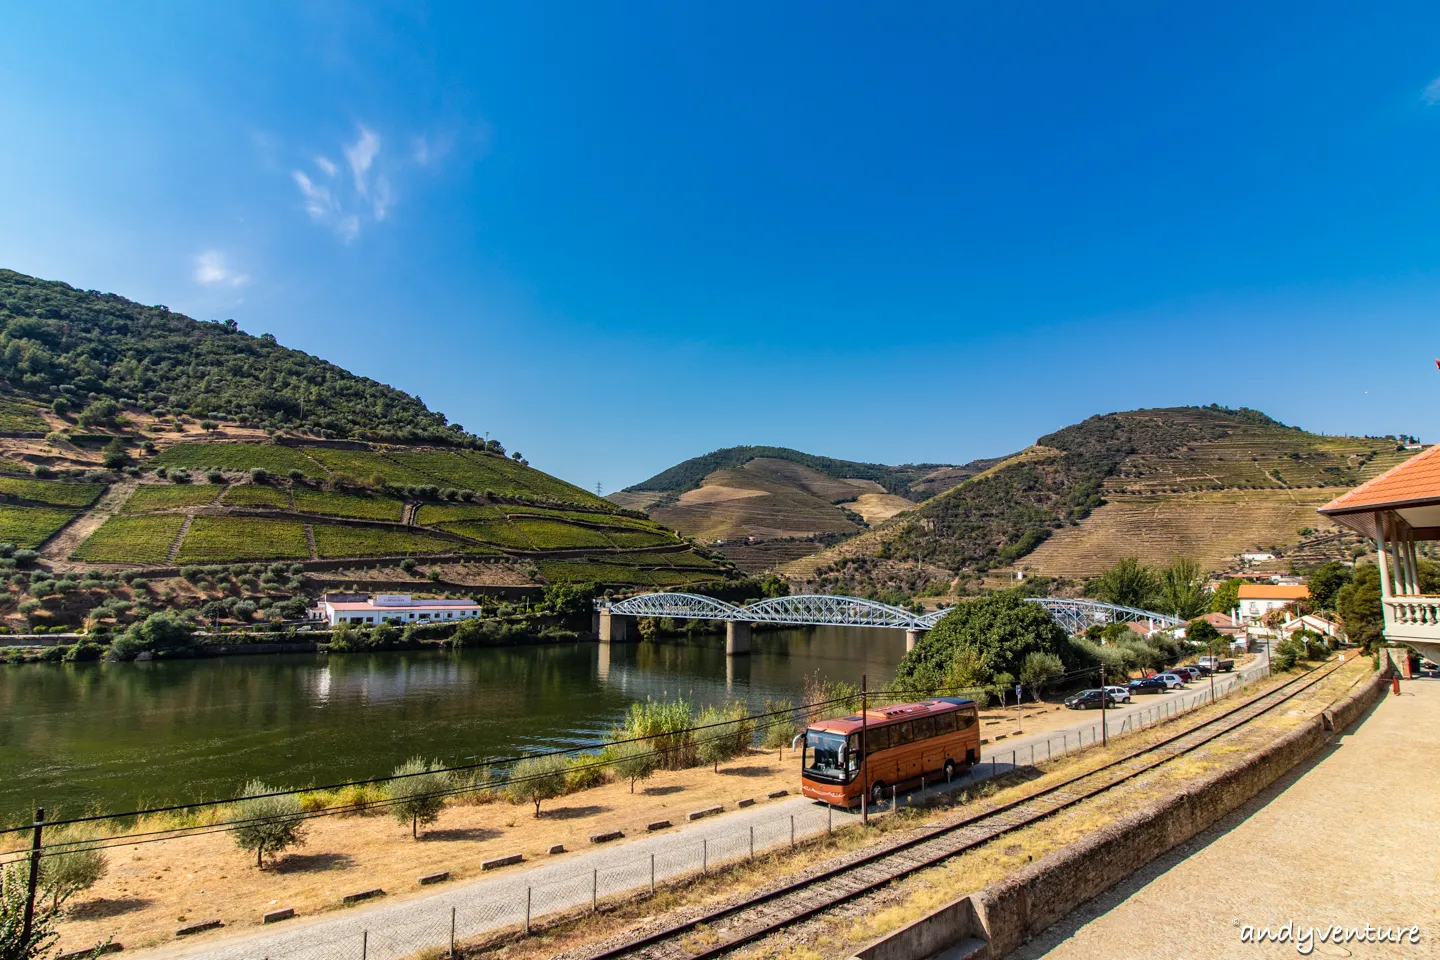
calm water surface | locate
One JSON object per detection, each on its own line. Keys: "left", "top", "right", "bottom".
{"left": 0, "top": 627, "right": 905, "bottom": 823}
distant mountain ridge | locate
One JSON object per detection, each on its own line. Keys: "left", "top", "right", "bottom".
{"left": 623, "top": 445, "right": 966, "bottom": 499}
{"left": 783, "top": 405, "right": 1416, "bottom": 596}
{"left": 611, "top": 445, "right": 1000, "bottom": 570}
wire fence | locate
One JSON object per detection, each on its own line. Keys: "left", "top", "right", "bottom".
{"left": 37, "top": 661, "right": 1265, "bottom": 960}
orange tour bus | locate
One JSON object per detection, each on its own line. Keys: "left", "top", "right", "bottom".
{"left": 800, "top": 697, "right": 981, "bottom": 807}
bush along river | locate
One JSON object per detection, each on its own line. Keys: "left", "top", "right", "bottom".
{"left": 0, "top": 626, "right": 906, "bottom": 824}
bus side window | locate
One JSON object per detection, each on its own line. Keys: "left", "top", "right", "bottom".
{"left": 960, "top": 709, "right": 978, "bottom": 730}
{"left": 893, "top": 722, "right": 914, "bottom": 745}
{"left": 936, "top": 711, "right": 957, "bottom": 735}
{"left": 848, "top": 734, "right": 861, "bottom": 773}
{"left": 914, "top": 716, "right": 936, "bottom": 740}
{"left": 866, "top": 725, "right": 890, "bottom": 755}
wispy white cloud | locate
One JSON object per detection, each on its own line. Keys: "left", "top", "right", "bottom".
{"left": 372, "top": 175, "right": 391, "bottom": 221}
{"left": 292, "top": 170, "right": 337, "bottom": 221}
{"left": 193, "top": 250, "right": 250, "bottom": 288}
{"left": 1425, "top": 77, "right": 1440, "bottom": 105}
{"left": 290, "top": 122, "right": 452, "bottom": 241}
{"left": 344, "top": 126, "right": 381, "bottom": 197}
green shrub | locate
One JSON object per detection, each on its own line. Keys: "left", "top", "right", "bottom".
{"left": 108, "top": 612, "right": 197, "bottom": 660}
{"left": 504, "top": 753, "right": 570, "bottom": 817}
{"left": 228, "top": 780, "right": 307, "bottom": 868}
{"left": 384, "top": 758, "right": 455, "bottom": 839}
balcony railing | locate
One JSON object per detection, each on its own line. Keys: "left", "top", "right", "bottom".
{"left": 1383, "top": 596, "right": 1440, "bottom": 640}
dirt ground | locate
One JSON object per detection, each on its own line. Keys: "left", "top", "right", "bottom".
{"left": 53, "top": 752, "right": 798, "bottom": 953}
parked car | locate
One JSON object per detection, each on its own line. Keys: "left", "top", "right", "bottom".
{"left": 1104, "top": 685, "right": 1132, "bottom": 704}
{"left": 1153, "top": 672, "right": 1187, "bottom": 689}
{"left": 1198, "top": 655, "right": 1235, "bottom": 673}
{"left": 1128, "top": 677, "right": 1169, "bottom": 694}
{"left": 1172, "top": 666, "right": 1201, "bottom": 682}
{"left": 1064, "top": 688, "right": 1121, "bottom": 710}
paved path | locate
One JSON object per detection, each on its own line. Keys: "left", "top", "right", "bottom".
{"left": 132, "top": 656, "right": 1271, "bottom": 960}
{"left": 1009, "top": 673, "right": 1439, "bottom": 960}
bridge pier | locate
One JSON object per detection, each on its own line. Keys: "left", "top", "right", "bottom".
{"left": 598, "top": 609, "right": 634, "bottom": 644}
{"left": 726, "top": 620, "right": 751, "bottom": 656}
{"left": 906, "top": 628, "right": 925, "bottom": 652}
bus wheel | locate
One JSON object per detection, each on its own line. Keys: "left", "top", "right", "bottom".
{"left": 871, "top": 781, "right": 886, "bottom": 807}
{"left": 944, "top": 759, "right": 956, "bottom": 783}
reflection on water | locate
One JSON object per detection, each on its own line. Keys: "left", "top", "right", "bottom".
{"left": 0, "top": 627, "right": 905, "bottom": 822}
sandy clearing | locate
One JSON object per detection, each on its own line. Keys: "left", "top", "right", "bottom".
{"left": 676, "top": 485, "right": 768, "bottom": 506}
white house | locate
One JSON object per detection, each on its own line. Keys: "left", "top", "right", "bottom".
{"left": 317, "top": 593, "right": 482, "bottom": 626}
{"left": 1278, "top": 612, "right": 1343, "bottom": 640}
{"left": 1236, "top": 584, "right": 1309, "bottom": 625}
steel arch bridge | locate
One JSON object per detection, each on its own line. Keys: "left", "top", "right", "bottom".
{"left": 599, "top": 593, "right": 1183, "bottom": 634}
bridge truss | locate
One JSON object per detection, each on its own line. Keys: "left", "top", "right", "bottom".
{"left": 600, "top": 593, "right": 1183, "bottom": 635}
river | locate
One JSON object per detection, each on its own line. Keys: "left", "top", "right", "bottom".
{"left": 0, "top": 627, "right": 906, "bottom": 824}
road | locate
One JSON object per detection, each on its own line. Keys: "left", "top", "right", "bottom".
{"left": 131, "top": 654, "right": 1272, "bottom": 960}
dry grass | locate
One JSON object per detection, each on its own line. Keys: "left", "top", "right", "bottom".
{"left": 52, "top": 753, "right": 800, "bottom": 954}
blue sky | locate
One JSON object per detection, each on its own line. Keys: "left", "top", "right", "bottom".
{"left": 2, "top": 2, "right": 1439, "bottom": 493}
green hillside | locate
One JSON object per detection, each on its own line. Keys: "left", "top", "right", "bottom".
{"left": 0, "top": 269, "right": 739, "bottom": 600}
{"left": 0, "top": 269, "right": 473, "bottom": 445}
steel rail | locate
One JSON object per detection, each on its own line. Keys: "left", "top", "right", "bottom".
{"left": 580, "top": 659, "right": 1348, "bottom": 960}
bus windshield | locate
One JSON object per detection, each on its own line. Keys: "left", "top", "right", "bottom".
{"left": 803, "top": 729, "right": 847, "bottom": 780}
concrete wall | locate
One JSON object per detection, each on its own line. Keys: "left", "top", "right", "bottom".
{"left": 852, "top": 671, "right": 1387, "bottom": 960}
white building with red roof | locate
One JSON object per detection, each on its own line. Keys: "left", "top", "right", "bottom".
{"left": 317, "top": 593, "right": 482, "bottom": 626}
{"left": 1317, "top": 444, "right": 1440, "bottom": 663}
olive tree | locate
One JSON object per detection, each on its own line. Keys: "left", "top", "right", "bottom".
{"left": 228, "top": 779, "right": 307, "bottom": 869}
{"left": 611, "top": 738, "right": 658, "bottom": 793}
{"left": 504, "top": 754, "right": 570, "bottom": 817}
{"left": 384, "top": 758, "right": 455, "bottom": 839}
{"left": 39, "top": 827, "right": 107, "bottom": 909}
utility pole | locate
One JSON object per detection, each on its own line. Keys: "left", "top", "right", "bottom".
{"left": 860, "top": 674, "right": 869, "bottom": 825}
{"left": 1099, "top": 665, "right": 1108, "bottom": 747}
{"left": 21, "top": 808, "right": 43, "bottom": 949}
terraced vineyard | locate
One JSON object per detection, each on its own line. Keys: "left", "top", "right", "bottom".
{"left": 0, "top": 504, "right": 82, "bottom": 548}
{"left": 0, "top": 477, "right": 105, "bottom": 507}
{"left": 430, "top": 519, "right": 536, "bottom": 550}
{"left": 788, "top": 406, "right": 1423, "bottom": 593}
{"left": 153, "top": 442, "right": 323, "bottom": 476}
{"left": 0, "top": 396, "right": 49, "bottom": 432}
{"left": 510, "top": 518, "right": 615, "bottom": 549}
{"left": 125, "top": 485, "right": 223, "bottom": 512}
{"left": 175, "top": 517, "right": 311, "bottom": 562}
{"left": 310, "top": 524, "right": 462, "bottom": 559}
{"left": 293, "top": 488, "right": 404, "bottom": 522}
{"left": 220, "top": 484, "right": 292, "bottom": 509}
{"left": 1017, "top": 488, "right": 1342, "bottom": 577}
{"left": 71, "top": 514, "right": 187, "bottom": 562}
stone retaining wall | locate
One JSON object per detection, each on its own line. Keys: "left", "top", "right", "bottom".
{"left": 853, "top": 670, "right": 1388, "bottom": 960}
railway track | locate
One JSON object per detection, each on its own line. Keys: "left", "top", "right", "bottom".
{"left": 580, "top": 659, "right": 1349, "bottom": 960}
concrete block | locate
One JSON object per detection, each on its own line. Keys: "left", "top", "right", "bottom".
{"left": 418, "top": 871, "right": 451, "bottom": 885}
{"left": 590, "top": 830, "right": 624, "bottom": 844}
{"left": 59, "top": 945, "right": 122, "bottom": 960}
{"left": 737, "top": 798, "right": 755, "bottom": 808}
{"left": 262, "top": 908, "right": 294, "bottom": 924}
{"left": 548, "top": 844, "right": 566, "bottom": 855}
{"left": 176, "top": 919, "right": 223, "bottom": 937}
{"left": 341, "top": 888, "right": 384, "bottom": 905}
{"left": 687, "top": 805, "right": 723, "bottom": 821}
{"left": 767, "top": 789, "right": 789, "bottom": 799}
{"left": 482, "top": 854, "right": 524, "bottom": 870}
{"left": 647, "top": 820, "right": 672, "bottom": 832}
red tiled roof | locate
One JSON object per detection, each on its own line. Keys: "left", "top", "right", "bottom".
{"left": 328, "top": 600, "right": 478, "bottom": 611}
{"left": 1319, "top": 444, "right": 1440, "bottom": 514}
{"left": 1236, "top": 584, "right": 1309, "bottom": 600}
